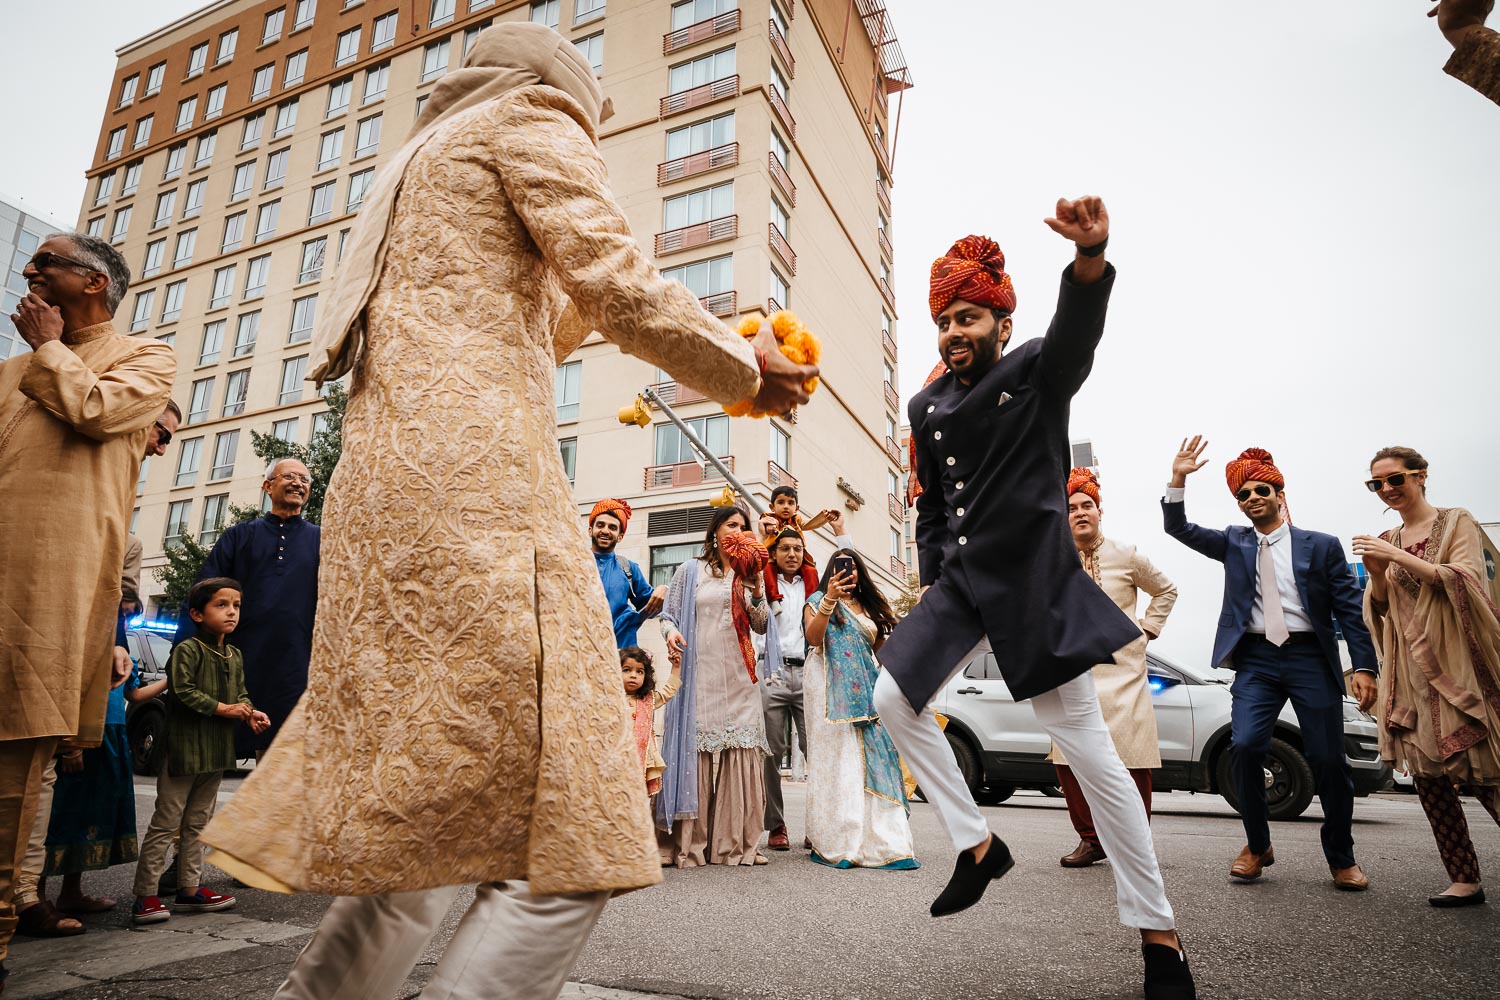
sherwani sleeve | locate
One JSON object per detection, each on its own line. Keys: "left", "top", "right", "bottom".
{"left": 490, "top": 91, "right": 760, "bottom": 406}
{"left": 1131, "top": 550, "right": 1178, "bottom": 638}
{"left": 19, "top": 339, "right": 174, "bottom": 441}
{"left": 1445, "top": 26, "right": 1500, "bottom": 105}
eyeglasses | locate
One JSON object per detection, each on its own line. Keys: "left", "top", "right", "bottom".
{"left": 27, "top": 251, "right": 100, "bottom": 275}
{"left": 272, "top": 472, "right": 311, "bottom": 484}
{"left": 1235, "top": 484, "right": 1276, "bottom": 503}
{"left": 1365, "top": 472, "right": 1420, "bottom": 492}
{"left": 153, "top": 421, "right": 173, "bottom": 447}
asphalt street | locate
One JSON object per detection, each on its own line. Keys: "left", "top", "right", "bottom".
{"left": 6, "top": 777, "right": 1499, "bottom": 999}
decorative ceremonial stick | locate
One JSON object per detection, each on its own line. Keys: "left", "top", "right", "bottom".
{"left": 621, "top": 385, "right": 766, "bottom": 517}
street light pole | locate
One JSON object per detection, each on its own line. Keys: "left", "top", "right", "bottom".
{"left": 640, "top": 384, "right": 765, "bottom": 517}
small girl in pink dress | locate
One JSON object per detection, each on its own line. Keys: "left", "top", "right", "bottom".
{"left": 622, "top": 646, "right": 681, "bottom": 796}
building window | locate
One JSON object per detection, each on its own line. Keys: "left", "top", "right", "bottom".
{"left": 274, "top": 99, "right": 299, "bottom": 138}
{"left": 769, "top": 267, "right": 788, "bottom": 309}
{"left": 252, "top": 64, "right": 274, "bottom": 102}
{"left": 176, "top": 96, "right": 197, "bottom": 132}
{"left": 289, "top": 294, "right": 318, "bottom": 342}
{"left": 222, "top": 212, "right": 247, "bottom": 255}
{"left": 84, "top": 216, "right": 105, "bottom": 239}
{"left": 245, "top": 254, "right": 271, "bottom": 298}
{"left": 106, "top": 127, "right": 126, "bottom": 160}
{"left": 361, "top": 64, "right": 389, "bottom": 106}
{"left": 211, "top": 430, "right": 239, "bottom": 480}
{"left": 111, "top": 206, "right": 133, "bottom": 244}
{"left": 559, "top": 437, "right": 577, "bottom": 488}
{"left": 650, "top": 542, "right": 698, "bottom": 586}
{"left": 200, "top": 493, "right": 230, "bottom": 545}
{"left": 347, "top": 168, "right": 375, "bottom": 211}
{"left": 242, "top": 112, "right": 265, "bottom": 150}
{"left": 574, "top": 32, "right": 603, "bottom": 75}
{"left": 471, "top": 0, "right": 494, "bottom": 8}
{"left": 264, "top": 7, "right": 286, "bottom": 44}
{"left": 145, "top": 61, "right": 166, "bottom": 96}
{"left": 233, "top": 311, "right": 260, "bottom": 357}
{"left": 772, "top": 62, "right": 790, "bottom": 103}
{"left": 164, "top": 143, "right": 187, "bottom": 181}
{"left": 129, "top": 289, "right": 154, "bottom": 332}
{"left": 655, "top": 413, "right": 727, "bottom": 465}
{"left": 372, "top": 11, "right": 398, "bottom": 50}
{"left": 307, "top": 182, "right": 337, "bottom": 225}
{"left": 265, "top": 148, "right": 290, "bottom": 189}
{"left": 529, "top": 0, "right": 559, "bottom": 29}
{"left": 255, "top": 200, "right": 280, "bottom": 242}
{"left": 336, "top": 27, "right": 361, "bottom": 66}
{"left": 669, "top": 47, "right": 734, "bottom": 94}
{"left": 421, "top": 40, "right": 450, "bottom": 82}
{"left": 137, "top": 458, "right": 151, "bottom": 497}
{"left": 173, "top": 229, "right": 197, "bottom": 269}
{"left": 672, "top": 0, "right": 735, "bottom": 30}
{"left": 661, "top": 254, "right": 732, "bottom": 297}
{"left": 194, "top": 130, "right": 217, "bottom": 167}
{"left": 555, "top": 361, "right": 581, "bottom": 422}
{"left": 299, "top": 237, "right": 327, "bottom": 282}
{"left": 187, "top": 42, "right": 209, "bottom": 78}
{"left": 663, "top": 181, "right": 732, "bottom": 230}
{"left": 174, "top": 438, "right": 203, "bottom": 487}
{"left": 118, "top": 74, "right": 139, "bottom": 108}
{"left": 285, "top": 49, "right": 308, "bottom": 87}
{"left": 337, "top": 228, "right": 351, "bottom": 260}
{"left": 355, "top": 114, "right": 382, "bottom": 157}
{"left": 770, "top": 421, "right": 789, "bottom": 470}
{"left": 200, "top": 320, "right": 225, "bottom": 364}
{"left": 223, "top": 368, "right": 251, "bottom": 415}
{"left": 280, "top": 356, "right": 309, "bottom": 404}
{"left": 160, "top": 281, "right": 186, "bottom": 323}
{"left": 463, "top": 20, "right": 492, "bottom": 58}
{"left": 153, "top": 190, "right": 177, "bottom": 229}
{"left": 575, "top": 0, "right": 605, "bottom": 25}
{"left": 415, "top": 94, "right": 429, "bottom": 117}
{"left": 771, "top": 196, "right": 789, "bottom": 238}
{"left": 121, "top": 161, "right": 142, "bottom": 195}
{"left": 771, "top": 129, "right": 790, "bottom": 171}
{"left": 141, "top": 239, "right": 166, "bottom": 278}
{"left": 210, "top": 265, "right": 236, "bottom": 309}
{"left": 217, "top": 27, "right": 239, "bottom": 63}
{"left": 230, "top": 164, "right": 254, "bottom": 203}
{"left": 272, "top": 417, "right": 299, "bottom": 441}
{"left": 294, "top": 0, "right": 317, "bottom": 30}
{"left": 184, "top": 179, "right": 206, "bottom": 219}
{"left": 324, "top": 81, "right": 352, "bottom": 124}
{"left": 133, "top": 115, "right": 154, "bottom": 149}
{"left": 188, "top": 377, "right": 214, "bottom": 424}
{"left": 430, "top": 0, "right": 456, "bottom": 27}
{"left": 164, "top": 499, "right": 193, "bottom": 546}
{"left": 317, "top": 129, "right": 344, "bottom": 171}
{"left": 666, "top": 111, "right": 734, "bottom": 159}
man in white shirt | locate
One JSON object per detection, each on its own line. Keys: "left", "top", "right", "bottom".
{"left": 758, "top": 527, "right": 814, "bottom": 851}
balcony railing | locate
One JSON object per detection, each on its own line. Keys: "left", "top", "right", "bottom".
{"left": 647, "top": 380, "right": 707, "bottom": 406}
{"left": 884, "top": 380, "right": 899, "bottom": 413}
{"left": 768, "top": 18, "right": 795, "bottom": 77}
{"left": 768, "top": 84, "right": 796, "bottom": 139}
{"left": 878, "top": 227, "right": 893, "bottom": 260}
{"left": 660, "top": 75, "right": 739, "bottom": 119}
{"left": 875, "top": 139, "right": 892, "bottom": 179}
{"left": 769, "top": 222, "right": 797, "bottom": 275}
{"left": 876, "top": 178, "right": 891, "bottom": 215}
{"left": 890, "top": 554, "right": 907, "bottom": 579}
{"left": 882, "top": 328, "right": 898, "bottom": 361}
{"left": 888, "top": 493, "right": 903, "bottom": 522}
{"left": 698, "top": 290, "right": 737, "bottom": 317}
{"left": 879, "top": 276, "right": 896, "bottom": 309}
{"left": 654, "top": 214, "right": 738, "bottom": 256}
{"left": 767, "top": 296, "right": 782, "bottom": 314}
{"left": 884, "top": 435, "right": 902, "bottom": 465}
{"left": 768, "top": 460, "right": 797, "bottom": 489}
{"left": 658, "top": 141, "right": 738, "bottom": 186}
{"left": 768, "top": 151, "right": 796, "bottom": 206}
{"left": 663, "top": 9, "right": 741, "bottom": 55}
{"left": 644, "top": 455, "right": 734, "bottom": 490}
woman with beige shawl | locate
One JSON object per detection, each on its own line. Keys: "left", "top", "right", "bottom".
{"left": 1355, "top": 446, "right": 1500, "bottom": 908}
{"left": 200, "top": 22, "right": 814, "bottom": 1000}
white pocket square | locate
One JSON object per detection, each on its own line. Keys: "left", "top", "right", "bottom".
{"left": 997, "top": 392, "right": 1013, "bottom": 407}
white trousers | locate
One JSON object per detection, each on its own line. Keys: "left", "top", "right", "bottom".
{"left": 274, "top": 881, "right": 610, "bottom": 1000}
{"left": 873, "top": 639, "right": 1176, "bottom": 930}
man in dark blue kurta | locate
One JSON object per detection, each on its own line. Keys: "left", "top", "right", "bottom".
{"left": 175, "top": 458, "right": 319, "bottom": 758}
{"left": 587, "top": 499, "right": 663, "bottom": 647}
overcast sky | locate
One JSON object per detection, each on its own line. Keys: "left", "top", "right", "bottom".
{"left": 2, "top": 0, "right": 1496, "bottom": 668}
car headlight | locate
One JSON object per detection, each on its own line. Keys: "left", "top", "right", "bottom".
{"left": 1342, "top": 700, "right": 1374, "bottom": 723}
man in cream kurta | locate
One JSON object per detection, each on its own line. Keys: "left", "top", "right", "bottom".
{"left": 0, "top": 234, "right": 174, "bottom": 980}
{"left": 1052, "top": 468, "right": 1177, "bottom": 868}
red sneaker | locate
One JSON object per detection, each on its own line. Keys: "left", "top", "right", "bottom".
{"left": 132, "top": 896, "right": 171, "bottom": 925}
{"left": 173, "top": 888, "right": 237, "bottom": 913}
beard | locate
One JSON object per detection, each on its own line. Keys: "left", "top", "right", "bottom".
{"left": 592, "top": 533, "right": 618, "bottom": 552}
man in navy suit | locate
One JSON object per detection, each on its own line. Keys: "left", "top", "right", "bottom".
{"left": 1163, "top": 436, "right": 1379, "bottom": 890}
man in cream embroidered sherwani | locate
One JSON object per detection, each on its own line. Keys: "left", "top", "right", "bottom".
{"left": 1053, "top": 467, "right": 1178, "bottom": 868}
{"left": 0, "top": 234, "right": 174, "bottom": 990}
{"left": 199, "top": 24, "right": 815, "bottom": 1000}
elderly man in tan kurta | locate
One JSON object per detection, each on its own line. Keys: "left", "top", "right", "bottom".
{"left": 1052, "top": 468, "right": 1178, "bottom": 868}
{"left": 199, "top": 23, "right": 815, "bottom": 1000}
{"left": 0, "top": 233, "right": 174, "bottom": 980}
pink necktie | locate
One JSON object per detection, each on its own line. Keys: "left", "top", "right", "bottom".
{"left": 1258, "top": 536, "right": 1290, "bottom": 646}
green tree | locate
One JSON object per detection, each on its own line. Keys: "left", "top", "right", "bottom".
{"left": 891, "top": 572, "right": 923, "bottom": 618}
{"left": 151, "top": 534, "right": 210, "bottom": 621}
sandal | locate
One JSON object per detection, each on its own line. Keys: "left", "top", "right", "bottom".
{"left": 753, "top": 853, "right": 769, "bottom": 865}
{"left": 56, "top": 895, "right": 116, "bottom": 914}
{"left": 15, "top": 900, "right": 86, "bottom": 937}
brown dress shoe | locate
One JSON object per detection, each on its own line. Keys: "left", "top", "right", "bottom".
{"left": 1229, "top": 845, "right": 1275, "bottom": 881}
{"left": 767, "top": 825, "right": 790, "bottom": 851}
{"left": 1331, "top": 864, "right": 1370, "bottom": 891}
{"left": 1060, "top": 839, "right": 1107, "bottom": 868}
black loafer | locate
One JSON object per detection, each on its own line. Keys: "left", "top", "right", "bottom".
{"left": 1143, "top": 941, "right": 1196, "bottom": 1000}
{"left": 930, "top": 834, "right": 1013, "bottom": 917}
{"left": 1429, "top": 887, "right": 1486, "bottom": 908}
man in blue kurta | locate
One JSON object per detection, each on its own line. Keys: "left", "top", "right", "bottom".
{"left": 175, "top": 458, "right": 319, "bottom": 759}
{"left": 588, "top": 499, "right": 663, "bottom": 648}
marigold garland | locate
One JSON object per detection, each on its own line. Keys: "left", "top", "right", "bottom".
{"left": 723, "top": 311, "right": 823, "bottom": 418}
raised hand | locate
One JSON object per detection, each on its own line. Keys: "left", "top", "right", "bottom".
{"left": 825, "top": 570, "right": 854, "bottom": 601}
{"left": 1044, "top": 196, "right": 1109, "bottom": 249}
{"left": 11, "top": 292, "right": 64, "bottom": 349}
{"left": 750, "top": 319, "right": 818, "bottom": 416}
{"left": 1170, "top": 435, "right": 1210, "bottom": 489}
{"left": 1429, "top": 0, "right": 1494, "bottom": 47}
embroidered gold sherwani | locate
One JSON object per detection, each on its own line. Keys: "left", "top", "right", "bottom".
{"left": 0, "top": 323, "right": 174, "bottom": 745}
{"left": 1445, "top": 26, "right": 1500, "bottom": 105}
{"left": 1051, "top": 536, "right": 1177, "bottom": 769}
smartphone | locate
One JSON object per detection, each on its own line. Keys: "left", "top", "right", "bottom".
{"left": 832, "top": 555, "right": 855, "bottom": 578}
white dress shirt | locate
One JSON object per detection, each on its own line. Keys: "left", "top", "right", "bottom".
{"left": 754, "top": 573, "right": 808, "bottom": 661}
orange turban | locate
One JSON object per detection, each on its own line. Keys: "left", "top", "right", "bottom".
{"left": 906, "top": 360, "right": 950, "bottom": 507}
{"left": 589, "top": 498, "right": 632, "bottom": 533}
{"left": 929, "top": 236, "right": 1017, "bottom": 321}
{"left": 1066, "top": 467, "right": 1101, "bottom": 506}
{"left": 1225, "top": 448, "right": 1285, "bottom": 495}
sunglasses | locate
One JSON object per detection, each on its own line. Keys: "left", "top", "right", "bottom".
{"left": 1365, "top": 472, "right": 1420, "bottom": 492}
{"left": 28, "top": 251, "right": 99, "bottom": 274}
{"left": 1235, "top": 484, "right": 1276, "bottom": 503}
{"left": 153, "top": 421, "right": 173, "bottom": 447}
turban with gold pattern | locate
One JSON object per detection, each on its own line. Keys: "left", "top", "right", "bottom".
{"left": 1224, "top": 448, "right": 1285, "bottom": 495}
{"left": 589, "top": 498, "right": 632, "bottom": 533}
{"left": 1066, "top": 467, "right": 1101, "bottom": 506}
{"left": 929, "top": 235, "right": 1017, "bottom": 321}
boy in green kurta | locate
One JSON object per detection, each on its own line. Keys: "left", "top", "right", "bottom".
{"left": 131, "top": 578, "right": 268, "bottom": 924}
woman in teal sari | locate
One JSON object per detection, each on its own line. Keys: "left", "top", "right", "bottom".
{"left": 803, "top": 548, "right": 917, "bottom": 870}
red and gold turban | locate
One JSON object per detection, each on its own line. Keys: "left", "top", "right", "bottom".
{"left": 1066, "top": 467, "right": 1101, "bottom": 506}
{"left": 589, "top": 498, "right": 632, "bottom": 533}
{"left": 1225, "top": 448, "right": 1285, "bottom": 495}
{"left": 929, "top": 236, "right": 1017, "bottom": 322}
{"left": 905, "top": 360, "right": 950, "bottom": 507}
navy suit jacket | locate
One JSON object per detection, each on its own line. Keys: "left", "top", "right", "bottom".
{"left": 1162, "top": 498, "right": 1377, "bottom": 682}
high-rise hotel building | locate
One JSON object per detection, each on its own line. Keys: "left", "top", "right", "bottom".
{"left": 81, "top": 0, "right": 911, "bottom": 617}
